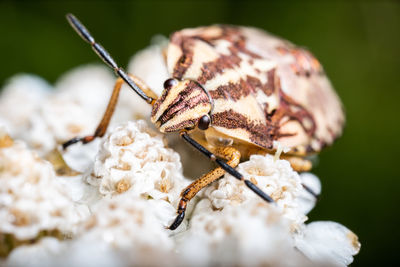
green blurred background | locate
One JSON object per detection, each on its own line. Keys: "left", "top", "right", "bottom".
{"left": 0, "top": 0, "right": 398, "bottom": 266}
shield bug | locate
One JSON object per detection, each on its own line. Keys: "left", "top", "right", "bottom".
{"left": 63, "top": 14, "right": 345, "bottom": 230}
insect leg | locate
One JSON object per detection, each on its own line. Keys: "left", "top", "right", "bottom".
{"left": 62, "top": 74, "right": 157, "bottom": 149}
{"left": 169, "top": 144, "right": 243, "bottom": 230}
{"left": 66, "top": 14, "right": 154, "bottom": 104}
{"left": 62, "top": 78, "right": 123, "bottom": 149}
{"left": 180, "top": 133, "right": 274, "bottom": 201}
{"left": 169, "top": 165, "right": 227, "bottom": 230}
{"left": 280, "top": 155, "right": 312, "bottom": 172}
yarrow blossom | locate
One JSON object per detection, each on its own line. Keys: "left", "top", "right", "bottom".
{"left": 0, "top": 40, "right": 360, "bottom": 267}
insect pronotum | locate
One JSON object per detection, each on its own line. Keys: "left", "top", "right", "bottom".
{"left": 62, "top": 14, "right": 345, "bottom": 230}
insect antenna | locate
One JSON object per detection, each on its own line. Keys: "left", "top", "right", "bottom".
{"left": 66, "top": 13, "right": 154, "bottom": 104}
{"left": 180, "top": 132, "right": 274, "bottom": 203}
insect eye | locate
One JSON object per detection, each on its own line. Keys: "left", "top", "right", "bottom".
{"left": 163, "top": 78, "right": 178, "bottom": 89}
{"left": 198, "top": 115, "right": 211, "bottom": 130}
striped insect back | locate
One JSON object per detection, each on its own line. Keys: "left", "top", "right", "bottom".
{"left": 163, "top": 25, "right": 344, "bottom": 155}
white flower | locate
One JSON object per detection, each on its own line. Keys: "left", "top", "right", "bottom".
{"left": 78, "top": 195, "right": 175, "bottom": 250}
{"left": 0, "top": 139, "right": 89, "bottom": 253}
{"left": 0, "top": 75, "right": 51, "bottom": 136}
{"left": 5, "top": 238, "right": 67, "bottom": 267}
{"left": 5, "top": 196, "right": 179, "bottom": 267}
{"left": 0, "top": 75, "right": 53, "bottom": 153}
{"left": 177, "top": 199, "right": 311, "bottom": 267}
{"left": 298, "top": 172, "right": 321, "bottom": 215}
{"left": 295, "top": 221, "right": 361, "bottom": 267}
{"left": 0, "top": 40, "right": 360, "bottom": 266}
{"left": 202, "top": 154, "right": 308, "bottom": 228}
{"left": 88, "top": 120, "right": 190, "bottom": 205}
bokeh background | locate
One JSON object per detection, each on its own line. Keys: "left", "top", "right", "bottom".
{"left": 0, "top": 0, "right": 398, "bottom": 266}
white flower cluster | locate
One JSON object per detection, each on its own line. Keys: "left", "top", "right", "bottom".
{"left": 177, "top": 199, "right": 310, "bottom": 267}
{"left": 202, "top": 154, "right": 307, "bottom": 227}
{"left": 176, "top": 154, "right": 358, "bottom": 267}
{"left": 88, "top": 120, "right": 189, "bottom": 205}
{"left": 76, "top": 195, "right": 177, "bottom": 266}
{"left": 0, "top": 41, "right": 360, "bottom": 266}
{"left": 0, "top": 132, "right": 89, "bottom": 258}
{"left": 0, "top": 65, "right": 145, "bottom": 162}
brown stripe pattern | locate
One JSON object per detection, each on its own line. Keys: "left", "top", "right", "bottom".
{"left": 197, "top": 51, "right": 242, "bottom": 84}
{"left": 209, "top": 70, "right": 276, "bottom": 101}
{"left": 151, "top": 80, "right": 211, "bottom": 132}
{"left": 171, "top": 35, "right": 195, "bottom": 79}
{"left": 212, "top": 109, "right": 276, "bottom": 149}
{"left": 164, "top": 25, "right": 344, "bottom": 154}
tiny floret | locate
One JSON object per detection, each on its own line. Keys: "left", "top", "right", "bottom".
{"left": 88, "top": 120, "right": 190, "bottom": 205}
{"left": 0, "top": 139, "right": 88, "bottom": 256}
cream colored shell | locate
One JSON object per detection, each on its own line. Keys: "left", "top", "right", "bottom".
{"left": 164, "top": 25, "right": 345, "bottom": 155}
